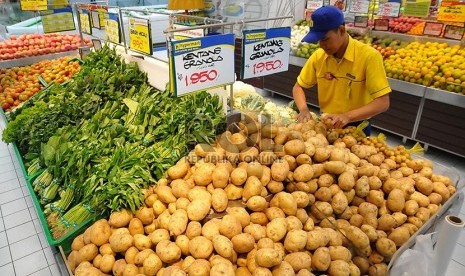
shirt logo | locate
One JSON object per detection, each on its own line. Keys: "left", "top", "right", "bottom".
{"left": 346, "top": 73, "right": 356, "bottom": 80}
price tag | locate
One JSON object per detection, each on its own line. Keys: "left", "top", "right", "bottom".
{"left": 377, "top": 2, "right": 401, "bottom": 17}
{"left": 330, "top": 0, "right": 347, "bottom": 11}
{"left": 50, "top": 0, "right": 68, "bottom": 8}
{"left": 170, "top": 34, "right": 235, "bottom": 96}
{"left": 40, "top": 7, "right": 76, "bottom": 34}
{"left": 443, "top": 24, "right": 465, "bottom": 40}
{"left": 80, "top": 10, "right": 92, "bottom": 35}
{"left": 374, "top": 19, "right": 390, "bottom": 31}
{"left": 438, "top": 1, "right": 465, "bottom": 23}
{"left": 173, "top": 24, "right": 205, "bottom": 40}
{"left": 98, "top": 9, "right": 107, "bottom": 29}
{"left": 423, "top": 22, "right": 444, "bottom": 36}
{"left": 307, "top": 0, "right": 324, "bottom": 10}
{"left": 403, "top": 0, "right": 432, "bottom": 17}
{"left": 354, "top": 16, "right": 369, "bottom": 27}
{"left": 350, "top": 0, "right": 370, "bottom": 13}
{"left": 20, "top": 0, "right": 47, "bottom": 11}
{"left": 105, "top": 13, "right": 121, "bottom": 44}
{"left": 241, "top": 27, "right": 291, "bottom": 79}
{"left": 128, "top": 17, "right": 152, "bottom": 55}
{"left": 91, "top": 11, "right": 101, "bottom": 29}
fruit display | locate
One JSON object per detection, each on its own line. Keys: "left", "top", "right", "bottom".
{"left": 388, "top": 17, "right": 423, "bottom": 33}
{"left": 0, "top": 57, "right": 81, "bottom": 112}
{"left": 407, "top": 21, "right": 426, "bottom": 36}
{"left": 66, "top": 116, "right": 457, "bottom": 275}
{"left": 0, "top": 33, "right": 92, "bottom": 61}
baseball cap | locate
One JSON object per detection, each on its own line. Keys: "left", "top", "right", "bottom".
{"left": 301, "top": 6, "right": 345, "bottom": 43}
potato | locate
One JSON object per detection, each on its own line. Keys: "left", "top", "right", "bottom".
{"left": 109, "top": 234, "right": 134, "bottom": 253}
{"left": 189, "top": 236, "right": 213, "bottom": 259}
{"left": 88, "top": 219, "right": 111, "bottom": 247}
{"left": 152, "top": 200, "right": 167, "bottom": 217}
{"left": 240, "top": 147, "right": 260, "bottom": 162}
{"left": 433, "top": 182, "right": 451, "bottom": 203}
{"left": 171, "top": 235, "right": 188, "bottom": 256}
{"left": 134, "top": 249, "right": 154, "bottom": 266}
{"left": 375, "top": 237, "right": 397, "bottom": 258}
{"left": 271, "top": 261, "right": 296, "bottom": 276}
{"left": 133, "top": 234, "right": 152, "bottom": 251}
{"left": 212, "top": 235, "right": 234, "bottom": 258}
{"left": 208, "top": 189, "right": 228, "bottom": 213}
{"left": 251, "top": 212, "right": 269, "bottom": 226}
{"left": 183, "top": 259, "right": 210, "bottom": 275}
{"left": 358, "top": 202, "right": 378, "bottom": 217}
{"left": 232, "top": 233, "right": 256, "bottom": 253}
{"left": 385, "top": 189, "right": 405, "bottom": 212}
{"left": 187, "top": 199, "right": 211, "bottom": 221}
{"left": 72, "top": 234, "right": 85, "bottom": 252}
{"left": 311, "top": 201, "right": 333, "bottom": 220}
{"left": 293, "top": 164, "right": 314, "bottom": 182}
{"left": 359, "top": 224, "right": 378, "bottom": 243}
{"left": 315, "top": 187, "right": 332, "bottom": 202}
{"left": 312, "top": 247, "right": 331, "bottom": 271}
{"left": 78, "top": 243, "right": 98, "bottom": 263}
{"left": 284, "top": 252, "right": 312, "bottom": 273}
{"left": 324, "top": 161, "right": 346, "bottom": 175}
{"left": 157, "top": 209, "right": 171, "bottom": 230}
{"left": 149, "top": 229, "right": 169, "bottom": 246}
{"left": 227, "top": 207, "right": 251, "bottom": 229}
{"left": 143, "top": 254, "right": 162, "bottom": 276}
{"left": 266, "top": 217, "right": 287, "bottom": 242}
{"left": 202, "top": 219, "right": 220, "bottom": 240}
{"left": 366, "top": 190, "right": 384, "bottom": 208}
{"left": 193, "top": 163, "right": 216, "bottom": 186}
{"left": 122, "top": 263, "right": 139, "bottom": 276}
{"left": 228, "top": 167, "right": 246, "bottom": 186}
{"left": 354, "top": 176, "right": 369, "bottom": 198}
{"left": 243, "top": 176, "right": 263, "bottom": 201}
{"left": 410, "top": 191, "right": 430, "bottom": 207}
{"left": 328, "top": 246, "right": 351, "bottom": 262}
{"left": 246, "top": 196, "right": 268, "bottom": 212}
{"left": 156, "top": 240, "right": 181, "bottom": 263}
{"left": 368, "top": 263, "right": 388, "bottom": 276}
{"left": 185, "top": 221, "right": 201, "bottom": 239}
{"left": 331, "top": 191, "right": 348, "bottom": 215}
{"left": 306, "top": 229, "right": 329, "bottom": 250}
{"left": 255, "top": 248, "right": 283, "bottom": 268}
{"left": 109, "top": 209, "right": 133, "bottom": 228}
{"left": 415, "top": 207, "right": 431, "bottom": 223}
{"left": 99, "top": 254, "right": 115, "bottom": 274}
{"left": 244, "top": 224, "right": 267, "bottom": 242}
{"left": 328, "top": 260, "right": 351, "bottom": 276}
{"left": 224, "top": 184, "right": 243, "bottom": 200}
{"left": 283, "top": 230, "right": 307, "bottom": 252}
{"left": 99, "top": 243, "right": 114, "bottom": 256}
{"left": 219, "top": 215, "right": 242, "bottom": 239}
{"left": 283, "top": 140, "right": 305, "bottom": 157}
{"left": 275, "top": 192, "right": 298, "bottom": 216}
{"left": 389, "top": 227, "right": 410, "bottom": 246}
{"left": 271, "top": 159, "right": 290, "bottom": 182}
{"left": 345, "top": 226, "right": 370, "bottom": 256}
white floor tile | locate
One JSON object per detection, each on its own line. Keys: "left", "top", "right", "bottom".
{"left": 49, "top": 264, "right": 67, "bottom": 276}
{"left": 29, "top": 266, "right": 52, "bottom": 276}
{"left": 0, "top": 163, "right": 15, "bottom": 174}
{"left": 0, "top": 218, "right": 4, "bottom": 232}
{"left": 21, "top": 186, "right": 30, "bottom": 197}
{"left": 32, "top": 219, "right": 43, "bottom": 234}
{"left": 446, "top": 260, "right": 465, "bottom": 276}
{"left": 29, "top": 207, "right": 38, "bottom": 220}
{"left": 0, "top": 246, "right": 12, "bottom": 266}
{"left": 1, "top": 197, "right": 28, "bottom": 216}
{"left": 0, "top": 263, "right": 15, "bottom": 276}
{"left": 3, "top": 209, "right": 31, "bottom": 230}
{"left": 10, "top": 235, "right": 43, "bottom": 261}
{"left": 13, "top": 250, "right": 48, "bottom": 276}
{"left": 43, "top": 247, "right": 56, "bottom": 266}
{"left": 6, "top": 222, "right": 38, "bottom": 244}
{"left": 0, "top": 156, "right": 13, "bottom": 166}
{"left": 0, "top": 173, "right": 20, "bottom": 190}
{"left": 0, "top": 187, "right": 24, "bottom": 205}
{"left": 0, "top": 231, "right": 7, "bottom": 248}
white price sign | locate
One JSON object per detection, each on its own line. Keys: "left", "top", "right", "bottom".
{"left": 241, "top": 27, "right": 291, "bottom": 79}
{"left": 350, "top": 0, "right": 370, "bottom": 13}
{"left": 378, "top": 2, "right": 401, "bottom": 17}
{"left": 170, "top": 34, "right": 235, "bottom": 96}
{"left": 307, "top": 0, "right": 324, "bottom": 10}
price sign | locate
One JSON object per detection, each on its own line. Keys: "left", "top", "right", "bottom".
{"left": 350, "top": 0, "right": 370, "bottom": 13}
{"left": 50, "top": 0, "right": 68, "bottom": 8}
{"left": 20, "top": 0, "right": 47, "bottom": 11}
{"left": 354, "top": 16, "right": 369, "bottom": 27}
{"left": 443, "top": 24, "right": 465, "bottom": 40}
{"left": 377, "top": 1, "right": 401, "bottom": 17}
{"left": 128, "top": 17, "right": 152, "bottom": 55}
{"left": 423, "top": 22, "right": 444, "bottom": 36}
{"left": 91, "top": 11, "right": 101, "bottom": 29}
{"left": 403, "top": 0, "right": 432, "bottom": 17}
{"left": 40, "top": 7, "right": 76, "bottom": 34}
{"left": 307, "top": 0, "right": 324, "bottom": 10}
{"left": 241, "top": 27, "right": 291, "bottom": 79}
{"left": 438, "top": 2, "right": 465, "bottom": 23}
{"left": 173, "top": 24, "right": 205, "bottom": 40}
{"left": 170, "top": 34, "right": 235, "bottom": 96}
{"left": 105, "top": 13, "right": 120, "bottom": 44}
{"left": 374, "top": 19, "right": 390, "bottom": 31}
{"left": 98, "top": 9, "right": 107, "bottom": 29}
{"left": 80, "top": 10, "right": 92, "bottom": 35}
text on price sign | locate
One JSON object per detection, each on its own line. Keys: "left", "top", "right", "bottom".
{"left": 183, "top": 47, "right": 223, "bottom": 70}
{"left": 184, "top": 70, "right": 218, "bottom": 86}
{"left": 253, "top": 60, "right": 283, "bottom": 75}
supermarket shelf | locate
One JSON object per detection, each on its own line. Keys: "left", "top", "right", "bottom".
{"left": 0, "top": 50, "right": 80, "bottom": 69}
{"left": 425, "top": 87, "right": 465, "bottom": 108}
{"left": 388, "top": 78, "right": 426, "bottom": 97}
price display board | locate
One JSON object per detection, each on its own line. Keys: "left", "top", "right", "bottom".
{"left": 306, "top": 0, "right": 324, "bottom": 10}
{"left": 377, "top": 0, "right": 401, "bottom": 17}
{"left": 91, "top": 11, "right": 101, "bottom": 29}
{"left": 20, "top": 0, "right": 47, "bottom": 11}
{"left": 354, "top": 16, "right": 369, "bottom": 27}
{"left": 374, "top": 18, "right": 390, "bottom": 31}
{"left": 173, "top": 24, "right": 205, "bottom": 40}
{"left": 128, "top": 17, "right": 152, "bottom": 55}
{"left": 438, "top": 1, "right": 465, "bottom": 23}
{"left": 105, "top": 13, "right": 121, "bottom": 44}
{"left": 350, "top": 0, "right": 370, "bottom": 13}
{"left": 403, "top": 0, "right": 432, "bottom": 17}
{"left": 423, "top": 22, "right": 444, "bottom": 36}
{"left": 80, "top": 10, "right": 92, "bottom": 35}
{"left": 241, "top": 27, "right": 291, "bottom": 79}
{"left": 443, "top": 24, "right": 465, "bottom": 40}
{"left": 40, "top": 7, "right": 76, "bottom": 33}
{"left": 170, "top": 34, "right": 235, "bottom": 96}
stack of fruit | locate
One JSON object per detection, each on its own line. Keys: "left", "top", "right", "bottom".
{"left": 388, "top": 17, "right": 423, "bottom": 33}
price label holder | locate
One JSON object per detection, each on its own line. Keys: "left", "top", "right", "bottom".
{"left": 91, "top": 10, "right": 101, "bottom": 29}
{"left": 128, "top": 17, "right": 153, "bottom": 55}
{"left": 354, "top": 16, "right": 369, "bottom": 27}
{"left": 173, "top": 24, "right": 205, "bottom": 40}
{"left": 307, "top": 0, "right": 324, "bottom": 10}
{"left": 105, "top": 13, "right": 121, "bottom": 44}
{"left": 377, "top": 1, "right": 401, "bottom": 17}
{"left": 40, "top": 7, "right": 76, "bottom": 33}
{"left": 403, "top": 0, "right": 432, "bottom": 18}
{"left": 444, "top": 24, "right": 465, "bottom": 40}
{"left": 438, "top": 1, "right": 465, "bottom": 23}
{"left": 170, "top": 33, "right": 235, "bottom": 96}
{"left": 80, "top": 10, "right": 92, "bottom": 35}
{"left": 20, "top": 0, "right": 47, "bottom": 11}
{"left": 92, "top": 39, "right": 102, "bottom": 50}
{"left": 374, "top": 18, "right": 390, "bottom": 31}
{"left": 423, "top": 22, "right": 444, "bottom": 36}
{"left": 98, "top": 8, "right": 107, "bottom": 29}
{"left": 241, "top": 27, "right": 291, "bottom": 79}
{"left": 350, "top": 0, "right": 370, "bottom": 13}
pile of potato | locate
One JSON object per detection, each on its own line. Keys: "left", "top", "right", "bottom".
{"left": 68, "top": 116, "right": 457, "bottom": 276}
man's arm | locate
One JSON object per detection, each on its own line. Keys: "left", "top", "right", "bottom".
{"left": 324, "top": 94, "right": 390, "bottom": 128}
{"left": 292, "top": 83, "right": 312, "bottom": 122}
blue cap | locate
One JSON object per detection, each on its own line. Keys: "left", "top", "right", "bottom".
{"left": 301, "top": 6, "right": 345, "bottom": 43}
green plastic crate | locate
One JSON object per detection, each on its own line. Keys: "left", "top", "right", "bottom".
{"left": 12, "top": 142, "right": 30, "bottom": 180}
{"left": 27, "top": 173, "right": 96, "bottom": 254}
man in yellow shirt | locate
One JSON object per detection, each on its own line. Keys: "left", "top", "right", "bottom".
{"left": 293, "top": 6, "right": 391, "bottom": 133}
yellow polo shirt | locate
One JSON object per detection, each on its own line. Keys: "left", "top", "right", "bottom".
{"left": 297, "top": 35, "right": 391, "bottom": 114}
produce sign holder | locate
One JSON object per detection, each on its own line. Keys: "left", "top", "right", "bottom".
{"left": 40, "top": 7, "right": 76, "bottom": 34}
{"left": 20, "top": 0, "right": 47, "bottom": 11}
{"left": 128, "top": 17, "right": 153, "bottom": 55}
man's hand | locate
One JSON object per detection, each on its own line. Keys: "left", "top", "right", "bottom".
{"left": 322, "top": 113, "right": 350, "bottom": 128}
{"left": 297, "top": 109, "right": 312, "bottom": 123}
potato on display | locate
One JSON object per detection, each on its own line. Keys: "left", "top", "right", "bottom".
{"left": 271, "top": 159, "right": 290, "bottom": 182}
{"left": 255, "top": 248, "right": 283, "bottom": 268}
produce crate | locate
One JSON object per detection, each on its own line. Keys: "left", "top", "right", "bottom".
{"left": 26, "top": 172, "right": 96, "bottom": 254}
{"left": 12, "top": 142, "right": 30, "bottom": 180}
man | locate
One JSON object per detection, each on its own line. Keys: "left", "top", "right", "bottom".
{"left": 292, "top": 6, "right": 390, "bottom": 134}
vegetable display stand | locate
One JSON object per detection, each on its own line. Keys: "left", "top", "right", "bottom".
{"left": 12, "top": 142, "right": 30, "bottom": 180}
{"left": 26, "top": 173, "right": 96, "bottom": 254}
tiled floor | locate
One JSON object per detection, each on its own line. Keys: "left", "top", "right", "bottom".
{"left": 0, "top": 117, "right": 69, "bottom": 276}
{"left": 1, "top": 95, "right": 465, "bottom": 275}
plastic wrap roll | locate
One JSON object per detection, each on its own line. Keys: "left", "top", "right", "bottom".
{"left": 434, "top": 215, "right": 465, "bottom": 276}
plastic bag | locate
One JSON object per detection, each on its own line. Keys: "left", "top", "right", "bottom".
{"left": 390, "top": 233, "right": 436, "bottom": 276}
